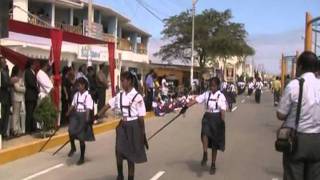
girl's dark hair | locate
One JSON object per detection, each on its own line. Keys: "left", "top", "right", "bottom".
{"left": 11, "top": 65, "right": 20, "bottom": 77}
{"left": 209, "top": 77, "right": 221, "bottom": 87}
{"left": 76, "top": 77, "right": 88, "bottom": 90}
{"left": 121, "top": 71, "right": 140, "bottom": 91}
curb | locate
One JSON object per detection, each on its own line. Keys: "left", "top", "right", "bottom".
{"left": 0, "top": 112, "right": 155, "bottom": 165}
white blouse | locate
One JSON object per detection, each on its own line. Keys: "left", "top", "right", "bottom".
{"left": 196, "top": 90, "right": 227, "bottom": 113}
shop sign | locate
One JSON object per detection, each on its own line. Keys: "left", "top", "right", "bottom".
{"left": 78, "top": 45, "right": 107, "bottom": 61}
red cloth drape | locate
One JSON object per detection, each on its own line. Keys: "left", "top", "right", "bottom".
{"left": 50, "top": 29, "right": 63, "bottom": 108}
{"left": 0, "top": 46, "right": 28, "bottom": 69}
{"left": 107, "top": 43, "right": 115, "bottom": 96}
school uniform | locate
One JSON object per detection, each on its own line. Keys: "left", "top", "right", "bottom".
{"left": 196, "top": 90, "right": 227, "bottom": 151}
{"left": 254, "top": 81, "right": 263, "bottom": 103}
{"left": 248, "top": 82, "right": 254, "bottom": 96}
{"left": 68, "top": 91, "right": 95, "bottom": 141}
{"left": 109, "top": 88, "right": 147, "bottom": 163}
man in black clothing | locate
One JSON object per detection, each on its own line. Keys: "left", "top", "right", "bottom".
{"left": 96, "top": 64, "right": 108, "bottom": 111}
{"left": 24, "top": 60, "right": 39, "bottom": 133}
{"left": 0, "top": 57, "right": 11, "bottom": 137}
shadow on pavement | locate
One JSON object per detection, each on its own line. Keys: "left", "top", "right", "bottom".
{"left": 183, "top": 160, "right": 209, "bottom": 178}
{"left": 86, "top": 175, "right": 116, "bottom": 180}
{"left": 264, "top": 166, "right": 282, "bottom": 177}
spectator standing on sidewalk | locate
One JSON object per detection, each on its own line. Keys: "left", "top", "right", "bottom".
{"left": 277, "top": 51, "right": 320, "bottom": 180}
{"left": 145, "top": 70, "right": 155, "bottom": 111}
{"left": 24, "top": 59, "right": 39, "bottom": 133}
{"left": 96, "top": 64, "right": 108, "bottom": 111}
{"left": 0, "top": 57, "right": 11, "bottom": 138}
{"left": 161, "top": 75, "right": 169, "bottom": 101}
{"left": 11, "top": 66, "right": 26, "bottom": 136}
{"left": 37, "top": 61, "right": 53, "bottom": 99}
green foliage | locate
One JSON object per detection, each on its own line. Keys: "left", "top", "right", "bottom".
{"left": 34, "top": 97, "right": 58, "bottom": 132}
{"left": 156, "top": 9, "right": 255, "bottom": 69}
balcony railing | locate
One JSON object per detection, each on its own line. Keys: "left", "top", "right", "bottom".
{"left": 102, "top": 33, "right": 115, "bottom": 43}
{"left": 117, "top": 38, "right": 132, "bottom": 51}
{"left": 55, "top": 22, "right": 82, "bottom": 35}
{"left": 137, "top": 43, "right": 147, "bottom": 54}
{"left": 28, "top": 15, "right": 51, "bottom": 28}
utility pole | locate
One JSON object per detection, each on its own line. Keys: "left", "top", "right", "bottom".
{"left": 305, "top": 12, "right": 313, "bottom": 51}
{"left": 190, "top": 0, "right": 198, "bottom": 90}
{"left": 87, "top": 0, "right": 93, "bottom": 66}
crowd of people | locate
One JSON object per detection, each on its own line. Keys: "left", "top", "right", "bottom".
{"left": 0, "top": 56, "right": 109, "bottom": 139}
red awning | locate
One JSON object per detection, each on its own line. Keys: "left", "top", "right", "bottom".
{"left": 0, "top": 45, "right": 29, "bottom": 69}
{"left": 7, "top": 19, "right": 116, "bottom": 97}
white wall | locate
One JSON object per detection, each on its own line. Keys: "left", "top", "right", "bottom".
{"left": 13, "top": 0, "right": 28, "bottom": 22}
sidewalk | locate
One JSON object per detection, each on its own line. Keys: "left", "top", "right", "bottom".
{"left": 0, "top": 112, "right": 155, "bottom": 165}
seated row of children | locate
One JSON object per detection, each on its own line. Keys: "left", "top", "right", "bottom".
{"left": 152, "top": 93, "right": 195, "bottom": 116}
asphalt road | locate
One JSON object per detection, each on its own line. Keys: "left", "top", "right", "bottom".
{"left": 0, "top": 89, "right": 283, "bottom": 180}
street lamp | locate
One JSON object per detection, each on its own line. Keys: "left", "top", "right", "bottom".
{"left": 190, "top": 0, "right": 199, "bottom": 90}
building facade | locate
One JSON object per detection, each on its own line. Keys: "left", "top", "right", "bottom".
{"left": 1, "top": 0, "right": 151, "bottom": 95}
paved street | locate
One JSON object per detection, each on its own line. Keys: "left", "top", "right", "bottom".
{"left": 0, "top": 90, "right": 283, "bottom": 180}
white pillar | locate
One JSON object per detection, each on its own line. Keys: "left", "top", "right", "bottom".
{"left": 70, "top": 8, "right": 74, "bottom": 25}
{"left": 51, "top": 3, "right": 55, "bottom": 27}
{"left": 13, "top": 0, "right": 28, "bottom": 22}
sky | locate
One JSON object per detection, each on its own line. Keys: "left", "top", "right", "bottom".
{"left": 95, "top": 0, "right": 320, "bottom": 74}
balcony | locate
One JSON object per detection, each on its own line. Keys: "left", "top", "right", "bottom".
{"left": 102, "top": 33, "right": 115, "bottom": 43}
{"left": 55, "top": 22, "right": 82, "bottom": 35}
{"left": 117, "top": 38, "right": 132, "bottom": 51}
{"left": 27, "top": 15, "right": 51, "bottom": 28}
{"left": 137, "top": 43, "right": 147, "bottom": 54}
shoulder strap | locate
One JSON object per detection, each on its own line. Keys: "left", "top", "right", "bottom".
{"left": 216, "top": 94, "right": 220, "bottom": 109}
{"left": 132, "top": 93, "right": 139, "bottom": 103}
{"left": 128, "top": 93, "right": 140, "bottom": 117}
{"left": 206, "top": 92, "right": 211, "bottom": 110}
{"left": 295, "top": 78, "right": 305, "bottom": 130}
{"left": 120, "top": 92, "right": 123, "bottom": 113}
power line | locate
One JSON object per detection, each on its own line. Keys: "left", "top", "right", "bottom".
{"left": 135, "top": 0, "right": 164, "bottom": 23}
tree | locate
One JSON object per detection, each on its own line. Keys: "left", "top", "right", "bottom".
{"left": 155, "top": 9, "right": 254, "bottom": 71}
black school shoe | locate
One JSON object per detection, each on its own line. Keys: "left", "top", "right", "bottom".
{"left": 76, "top": 157, "right": 85, "bottom": 165}
{"left": 210, "top": 163, "right": 216, "bottom": 175}
{"left": 201, "top": 152, "right": 208, "bottom": 166}
{"left": 68, "top": 149, "right": 76, "bottom": 157}
{"left": 116, "top": 175, "right": 124, "bottom": 180}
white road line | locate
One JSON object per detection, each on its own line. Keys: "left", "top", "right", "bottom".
{"left": 22, "top": 163, "right": 64, "bottom": 180}
{"left": 241, "top": 99, "right": 245, "bottom": 103}
{"left": 271, "top": 178, "right": 279, "bottom": 180}
{"left": 150, "top": 171, "right": 166, "bottom": 180}
{"left": 232, "top": 106, "right": 238, "bottom": 112}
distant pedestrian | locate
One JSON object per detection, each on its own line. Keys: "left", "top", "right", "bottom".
{"left": 272, "top": 76, "right": 281, "bottom": 106}
{"left": 66, "top": 77, "right": 95, "bottom": 165}
{"left": 96, "top": 71, "right": 148, "bottom": 180}
{"left": 183, "top": 77, "right": 227, "bottom": 175}
{"left": 254, "top": 78, "right": 263, "bottom": 103}
{"left": 248, "top": 79, "right": 254, "bottom": 96}
{"left": 226, "top": 82, "right": 236, "bottom": 111}
{"left": 277, "top": 51, "right": 320, "bottom": 180}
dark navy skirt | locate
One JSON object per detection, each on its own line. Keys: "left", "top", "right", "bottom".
{"left": 116, "top": 120, "right": 147, "bottom": 163}
{"left": 68, "top": 112, "right": 95, "bottom": 142}
{"left": 201, "top": 112, "right": 225, "bottom": 151}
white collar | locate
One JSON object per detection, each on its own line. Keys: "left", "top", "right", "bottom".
{"left": 301, "top": 72, "right": 316, "bottom": 79}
